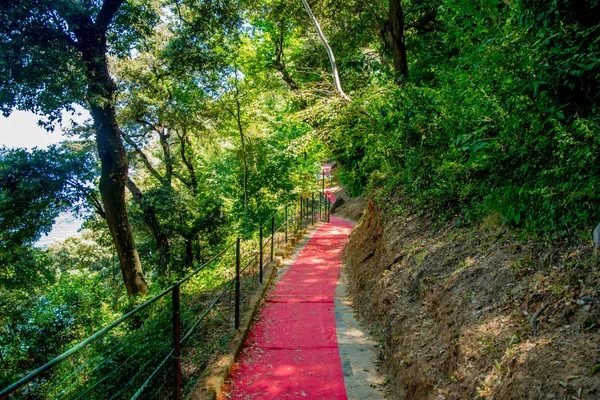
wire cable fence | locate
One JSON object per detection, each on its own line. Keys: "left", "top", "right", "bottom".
{"left": 1, "top": 192, "right": 330, "bottom": 400}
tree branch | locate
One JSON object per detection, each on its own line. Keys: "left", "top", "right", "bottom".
{"left": 89, "top": 192, "right": 106, "bottom": 219}
{"left": 95, "top": 0, "right": 125, "bottom": 32}
{"left": 300, "top": 0, "right": 352, "bottom": 102}
{"left": 157, "top": 127, "right": 174, "bottom": 182}
{"left": 172, "top": 172, "right": 192, "bottom": 188}
{"left": 176, "top": 129, "right": 198, "bottom": 193}
{"left": 121, "top": 132, "right": 165, "bottom": 184}
{"left": 136, "top": 117, "right": 163, "bottom": 135}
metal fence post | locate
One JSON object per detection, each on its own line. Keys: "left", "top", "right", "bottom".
{"left": 322, "top": 170, "right": 326, "bottom": 221}
{"left": 300, "top": 197, "right": 303, "bottom": 230}
{"left": 259, "top": 225, "right": 263, "bottom": 283}
{"left": 235, "top": 238, "right": 240, "bottom": 329}
{"left": 328, "top": 198, "right": 331, "bottom": 222}
{"left": 172, "top": 284, "right": 181, "bottom": 400}
{"left": 319, "top": 192, "right": 322, "bottom": 222}
{"left": 305, "top": 197, "right": 308, "bottom": 228}
{"left": 312, "top": 193, "right": 315, "bottom": 225}
{"left": 270, "top": 215, "right": 275, "bottom": 261}
{"left": 285, "top": 205, "right": 288, "bottom": 243}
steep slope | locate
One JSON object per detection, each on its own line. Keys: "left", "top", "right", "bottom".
{"left": 341, "top": 198, "right": 600, "bottom": 399}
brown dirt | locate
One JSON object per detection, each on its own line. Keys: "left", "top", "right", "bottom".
{"left": 343, "top": 199, "right": 600, "bottom": 400}
{"left": 329, "top": 182, "right": 368, "bottom": 223}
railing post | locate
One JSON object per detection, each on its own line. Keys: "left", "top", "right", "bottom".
{"left": 270, "top": 215, "right": 275, "bottom": 261}
{"left": 328, "top": 198, "right": 331, "bottom": 222}
{"left": 259, "top": 225, "right": 263, "bottom": 283}
{"left": 319, "top": 192, "right": 322, "bottom": 222}
{"left": 305, "top": 197, "right": 308, "bottom": 228}
{"left": 235, "top": 238, "right": 240, "bottom": 330}
{"left": 300, "top": 197, "right": 303, "bottom": 230}
{"left": 285, "top": 205, "right": 288, "bottom": 243}
{"left": 172, "top": 284, "right": 181, "bottom": 400}
{"left": 322, "top": 169, "right": 326, "bottom": 221}
{"left": 312, "top": 193, "right": 315, "bottom": 225}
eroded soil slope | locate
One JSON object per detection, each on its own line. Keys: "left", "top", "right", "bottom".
{"left": 342, "top": 199, "right": 600, "bottom": 399}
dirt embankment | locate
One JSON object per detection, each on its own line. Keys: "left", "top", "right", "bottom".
{"left": 341, "top": 198, "right": 600, "bottom": 399}
{"left": 328, "top": 184, "right": 367, "bottom": 223}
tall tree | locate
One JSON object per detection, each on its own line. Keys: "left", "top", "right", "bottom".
{"left": 0, "top": 0, "right": 158, "bottom": 295}
{"left": 389, "top": 0, "right": 408, "bottom": 79}
{"left": 300, "top": 0, "right": 352, "bottom": 101}
{"left": 114, "top": 39, "right": 220, "bottom": 271}
{"left": 219, "top": 71, "right": 250, "bottom": 212}
{"left": 249, "top": 0, "right": 302, "bottom": 91}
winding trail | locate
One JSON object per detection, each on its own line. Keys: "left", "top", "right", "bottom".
{"left": 224, "top": 217, "right": 354, "bottom": 399}
{"left": 223, "top": 170, "right": 357, "bottom": 399}
{"left": 223, "top": 164, "right": 386, "bottom": 399}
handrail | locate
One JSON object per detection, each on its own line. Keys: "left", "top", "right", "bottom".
{"left": 130, "top": 348, "right": 174, "bottom": 400}
{"left": 0, "top": 283, "right": 175, "bottom": 398}
{"left": 178, "top": 240, "right": 237, "bottom": 285}
{"left": 1, "top": 189, "right": 331, "bottom": 400}
{"left": 180, "top": 278, "right": 236, "bottom": 346}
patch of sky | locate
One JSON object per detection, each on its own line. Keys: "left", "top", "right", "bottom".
{"left": 0, "top": 106, "right": 91, "bottom": 246}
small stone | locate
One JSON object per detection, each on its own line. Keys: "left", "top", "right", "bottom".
{"left": 593, "top": 223, "right": 600, "bottom": 248}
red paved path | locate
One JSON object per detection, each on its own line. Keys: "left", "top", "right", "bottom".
{"left": 224, "top": 172, "right": 353, "bottom": 399}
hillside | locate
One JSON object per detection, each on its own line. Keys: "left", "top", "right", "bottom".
{"left": 2, "top": 0, "right": 599, "bottom": 397}
{"left": 334, "top": 187, "right": 600, "bottom": 399}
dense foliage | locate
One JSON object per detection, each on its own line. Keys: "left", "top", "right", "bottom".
{"left": 1, "top": 0, "right": 598, "bottom": 394}
{"left": 319, "top": 0, "right": 600, "bottom": 236}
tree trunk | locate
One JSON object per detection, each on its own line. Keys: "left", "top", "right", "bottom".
{"left": 56, "top": 0, "right": 147, "bottom": 296}
{"left": 220, "top": 76, "right": 249, "bottom": 210}
{"left": 272, "top": 24, "right": 300, "bottom": 91}
{"left": 234, "top": 97, "right": 249, "bottom": 211}
{"left": 389, "top": 0, "right": 409, "bottom": 79}
{"left": 300, "top": 0, "right": 352, "bottom": 102}
{"left": 158, "top": 127, "right": 174, "bottom": 183}
{"left": 81, "top": 36, "right": 148, "bottom": 296}
{"left": 273, "top": 61, "right": 299, "bottom": 91}
{"left": 91, "top": 103, "right": 148, "bottom": 296}
{"left": 239, "top": 129, "right": 248, "bottom": 211}
{"left": 178, "top": 130, "right": 199, "bottom": 195}
{"left": 126, "top": 178, "right": 171, "bottom": 278}
{"left": 184, "top": 236, "right": 194, "bottom": 267}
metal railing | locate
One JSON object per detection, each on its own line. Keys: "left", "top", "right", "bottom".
{"left": 1, "top": 192, "right": 331, "bottom": 400}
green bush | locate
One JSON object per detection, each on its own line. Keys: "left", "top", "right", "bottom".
{"left": 323, "top": 0, "right": 600, "bottom": 236}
